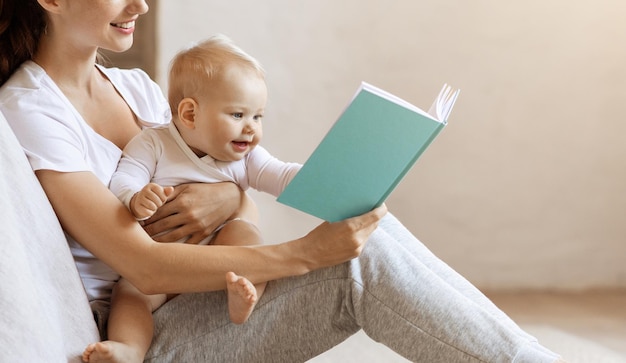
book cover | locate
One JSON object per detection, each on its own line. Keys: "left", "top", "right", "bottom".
{"left": 277, "top": 82, "right": 459, "bottom": 222}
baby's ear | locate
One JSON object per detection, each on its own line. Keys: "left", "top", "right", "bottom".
{"left": 177, "top": 98, "right": 198, "bottom": 129}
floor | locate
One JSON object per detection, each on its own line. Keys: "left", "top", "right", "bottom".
{"left": 309, "top": 290, "right": 626, "bottom": 362}
{"left": 486, "top": 289, "right": 626, "bottom": 357}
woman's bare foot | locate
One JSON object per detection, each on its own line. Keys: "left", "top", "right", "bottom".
{"left": 226, "top": 271, "right": 258, "bottom": 324}
{"left": 82, "top": 341, "right": 142, "bottom": 363}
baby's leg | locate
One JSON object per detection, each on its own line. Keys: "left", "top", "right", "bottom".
{"left": 82, "top": 279, "right": 167, "bottom": 363}
{"left": 212, "top": 219, "right": 267, "bottom": 324}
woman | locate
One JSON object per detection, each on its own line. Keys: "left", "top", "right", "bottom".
{"left": 0, "top": 1, "right": 563, "bottom": 362}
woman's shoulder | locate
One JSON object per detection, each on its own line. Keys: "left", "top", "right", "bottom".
{"left": 0, "top": 61, "right": 52, "bottom": 103}
{"left": 96, "top": 65, "right": 162, "bottom": 102}
{"left": 97, "top": 64, "right": 154, "bottom": 90}
{"left": 97, "top": 64, "right": 171, "bottom": 127}
{"left": 0, "top": 61, "right": 73, "bottom": 126}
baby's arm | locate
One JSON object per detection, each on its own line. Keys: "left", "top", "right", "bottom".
{"left": 130, "top": 182, "right": 174, "bottom": 220}
{"left": 246, "top": 146, "right": 302, "bottom": 197}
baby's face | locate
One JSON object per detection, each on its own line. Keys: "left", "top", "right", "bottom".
{"left": 192, "top": 65, "right": 267, "bottom": 162}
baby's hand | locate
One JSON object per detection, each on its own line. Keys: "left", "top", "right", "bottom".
{"left": 130, "top": 183, "right": 174, "bottom": 220}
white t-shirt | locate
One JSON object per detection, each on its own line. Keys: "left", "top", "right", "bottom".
{"left": 110, "top": 122, "right": 301, "bottom": 210}
{"left": 0, "top": 61, "right": 170, "bottom": 301}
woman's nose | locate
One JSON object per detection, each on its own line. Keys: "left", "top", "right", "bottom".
{"left": 128, "top": 0, "right": 150, "bottom": 16}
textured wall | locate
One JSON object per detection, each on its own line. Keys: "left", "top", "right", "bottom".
{"left": 155, "top": 0, "right": 626, "bottom": 290}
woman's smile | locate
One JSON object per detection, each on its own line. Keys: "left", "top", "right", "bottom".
{"left": 111, "top": 21, "right": 136, "bottom": 30}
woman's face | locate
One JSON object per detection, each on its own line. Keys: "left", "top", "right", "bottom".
{"left": 52, "top": 0, "right": 149, "bottom": 54}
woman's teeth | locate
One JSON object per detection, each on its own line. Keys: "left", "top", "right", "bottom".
{"left": 112, "top": 21, "right": 135, "bottom": 29}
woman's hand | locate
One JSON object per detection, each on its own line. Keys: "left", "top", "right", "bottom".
{"left": 142, "top": 182, "right": 242, "bottom": 244}
{"left": 294, "top": 204, "right": 388, "bottom": 271}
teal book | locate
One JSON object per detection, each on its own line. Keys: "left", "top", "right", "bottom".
{"left": 277, "top": 82, "right": 460, "bottom": 222}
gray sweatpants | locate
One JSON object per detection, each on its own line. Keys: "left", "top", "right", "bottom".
{"left": 143, "top": 214, "right": 560, "bottom": 362}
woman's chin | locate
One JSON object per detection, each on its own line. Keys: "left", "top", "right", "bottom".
{"left": 101, "top": 40, "right": 135, "bottom": 54}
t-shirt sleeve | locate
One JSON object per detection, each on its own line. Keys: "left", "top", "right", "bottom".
{"left": 2, "top": 89, "right": 91, "bottom": 174}
{"left": 109, "top": 129, "right": 161, "bottom": 208}
{"left": 245, "top": 146, "right": 302, "bottom": 197}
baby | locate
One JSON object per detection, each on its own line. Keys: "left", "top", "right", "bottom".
{"left": 83, "top": 34, "right": 301, "bottom": 362}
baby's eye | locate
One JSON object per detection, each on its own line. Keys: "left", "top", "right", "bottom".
{"left": 253, "top": 114, "right": 263, "bottom": 121}
{"left": 232, "top": 112, "right": 244, "bottom": 119}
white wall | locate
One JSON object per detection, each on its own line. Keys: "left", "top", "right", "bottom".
{"left": 156, "top": 0, "right": 626, "bottom": 290}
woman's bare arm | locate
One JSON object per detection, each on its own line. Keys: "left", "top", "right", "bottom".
{"left": 36, "top": 169, "right": 386, "bottom": 294}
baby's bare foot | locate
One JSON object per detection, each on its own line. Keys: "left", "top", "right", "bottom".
{"left": 226, "top": 271, "right": 258, "bottom": 324}
{"left": 82, "top": 341, "right": 142, "bottom": 363}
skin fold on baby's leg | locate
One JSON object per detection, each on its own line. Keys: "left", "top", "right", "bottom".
{"left": 212, "top": 219, "right": 267, "bottom": 324}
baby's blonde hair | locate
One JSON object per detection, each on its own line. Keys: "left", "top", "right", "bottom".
{"left": 167, "top": 34, "right": 265, "bottom": 115}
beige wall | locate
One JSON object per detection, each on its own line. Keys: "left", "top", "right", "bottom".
{"left": 155, "top": 0, "right": 626, "bottom": 290}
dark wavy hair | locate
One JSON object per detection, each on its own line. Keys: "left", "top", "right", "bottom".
{"left": 0, "top": 0, "right": 46, "bottom": 86}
